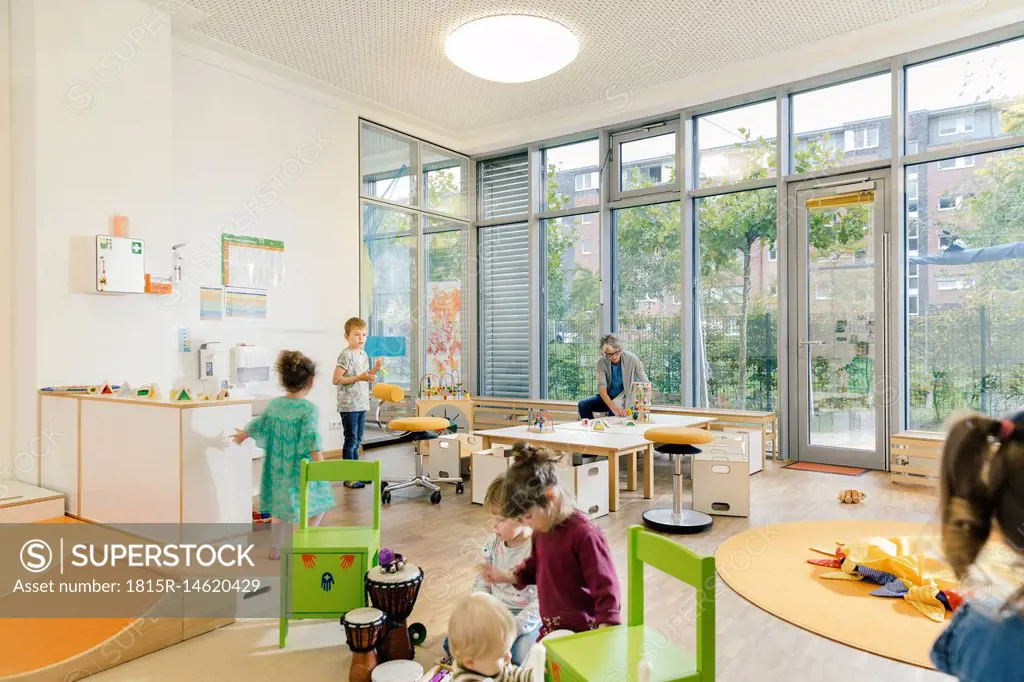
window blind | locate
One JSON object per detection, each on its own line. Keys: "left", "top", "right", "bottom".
{"left": 479, "top": 154, "right": 529, "bottom": 220}
{"left": 479, "top": 223, "right": 530, "bottom": 397}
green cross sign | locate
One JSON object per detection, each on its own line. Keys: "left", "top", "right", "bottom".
{"left": 131, "top": 241, "right": 142, "bottom": 255}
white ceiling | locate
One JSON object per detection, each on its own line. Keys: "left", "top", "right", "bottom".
{"left": 181, "top": 0, "right": 958, "bottom": 137}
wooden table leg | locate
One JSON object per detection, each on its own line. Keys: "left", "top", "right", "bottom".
{"left": 626, "top": 451, "right": 638, "bottom": 491}
{"left": 607, "top": 453, "right": 620, "bottom": 512}
{"left": 643, "top": 445, "right": 654, "bottom": 500}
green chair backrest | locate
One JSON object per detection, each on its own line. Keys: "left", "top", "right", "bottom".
{"left": 627, "top": 525, "right": 716, "bottom": 681}
{"left": 298, "top": 459, "right": 381, "bottom": 531}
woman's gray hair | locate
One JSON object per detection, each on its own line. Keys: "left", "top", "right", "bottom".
{"left": 599, "top": 334, "right": 622, "bottom": 351}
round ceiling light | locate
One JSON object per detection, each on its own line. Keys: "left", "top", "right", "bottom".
{"left": 444, "top": 15, "right": 579, "bottom": 83}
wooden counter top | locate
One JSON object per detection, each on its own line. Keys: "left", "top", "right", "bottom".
{"left": 38, "top": 391, "right": 254, "bottom": 409}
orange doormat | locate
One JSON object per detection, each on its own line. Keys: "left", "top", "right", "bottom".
{"left": 783, "top": 461, "right": 868, "bottom": 476}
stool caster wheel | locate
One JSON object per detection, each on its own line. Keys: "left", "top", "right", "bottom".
{"left": 455, "top": 482, "right": 464, "bottom": 495}
{"left": 430, "top": 491, "right": 442, "bottom": 505}
{"left": 409, "top": 622, "right": 427, "bottom": 647}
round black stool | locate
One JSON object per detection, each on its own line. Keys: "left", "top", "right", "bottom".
{"left": 642, "top": 427, "right": 715, "bottom": 534}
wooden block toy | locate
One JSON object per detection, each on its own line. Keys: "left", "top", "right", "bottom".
{"left": 171, "top": 386, "right": 193, "bottom": 402}
{"left": 86, "top": 385, "right": 100, "bottom": 395}
{"left": 196, "top": 393, "right": 211, "bottom": 401}
{"left": 837, "top": 489, "right": 867, "bottom": 504}
{"left": 216, "top": 387, "right": 231, "bottom": 400}
{"left": 99, "top": 382, "right": 114, "bottom": 396}
{"left": 115, "top": 381, "right": 134, "bottom": 397}
{"left": 592, "top": 419, "right": 608, "bottom": 432}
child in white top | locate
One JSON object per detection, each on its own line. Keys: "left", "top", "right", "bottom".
{"left": 445, "top": 475, "right": 540, "bottom": 666}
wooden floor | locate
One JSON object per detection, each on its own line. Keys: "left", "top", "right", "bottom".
{"left": 335, "top": 444, "right": 948, "bottom": 682}
{"left": 93, "top": 442, "right": 950, "bottom": 682}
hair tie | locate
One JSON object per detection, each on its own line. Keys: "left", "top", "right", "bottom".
{"left": 998, "top": 419, "right": 1015, "bottom": 443}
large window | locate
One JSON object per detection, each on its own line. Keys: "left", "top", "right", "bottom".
{"left": 361, "top": 204, "right": 415, "bottom": 389}
{"left": 479, "top": 223, "right": 530, "bottom": 397}
{"left": 695, "top": 188, "right": 779, "bottom": 410}
{"left": 906, "top": 37, "right": 1024, "bottom": 154}
{"left": 619, "top": 132, "right": 677, "bottom": 194}
{"left": 361, "top": 126, "right": 414, "bottom": 205}
{"left": 423, "top": 146, "right": 468, "bottom": 218}
{"left": 791, "top": 73, "right": 892, "bottom": 173}
{"left": 905, "top": 147, "right": 1024, "bottom": 430}
{"left": 544, "top": 214, "right": 600, "bottom": 400}
{"left": 696, "top": 100, "right": 776, "bottom": 188}
{"left": 360, "top": 122, "right": 470, "bottom": 394}
{"left": 542, "top": 140, "right": 600, "bottom": 211}
{"left": 424, "top": 223, "right": 467, "bottom": 381}
{"left": 613, "top": 203, "right": 681, "bottom": 403}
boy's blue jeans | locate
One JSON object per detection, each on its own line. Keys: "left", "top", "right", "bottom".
{"left": 341, "top": 411, "right": 366, "bottom": 461}
{"left": 444, "top": 626, "right": 540, "bottom": 666}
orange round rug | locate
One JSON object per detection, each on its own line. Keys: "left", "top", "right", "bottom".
{"left": 715, "top": 519, "right": 945, "bottom": 669}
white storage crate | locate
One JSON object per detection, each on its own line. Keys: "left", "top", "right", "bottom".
{"left": 427, "top": 434, "right": 465, "bottom": 480}
{"left": 556, "top": 457, "right": 609, "bottom": 519}
{"left": 692, "top": 449, "right": 750, "bottom": 517}
{"left": 471, "top": 446, "right": 511, "bottom": 505}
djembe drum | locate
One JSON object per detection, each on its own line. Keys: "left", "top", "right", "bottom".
{"left": 365, "top": 562, "right": 425, "bottom": 662}
{"left": 342, "top": 607, "right": 387, "bottom": 682}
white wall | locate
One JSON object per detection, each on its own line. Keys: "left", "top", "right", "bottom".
{"left": 171, "top": 48, "right": 358, "bottom": 448}
{"left": 0, "top": 0, "right": 11, "bottom": 479}
{"left": 6, "top": 0, "right": 365, "bottom": 481}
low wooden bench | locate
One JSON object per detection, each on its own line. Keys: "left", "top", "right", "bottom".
{"left": 890, "top": 431, "right": 943, "bottom": 488}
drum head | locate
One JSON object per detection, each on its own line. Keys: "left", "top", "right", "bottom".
{"left": 370, "top": 659, "right": 424, "bottom": 682}
{"left": 367, "top": 563, "right": 422, "bottom": 584}
{"left": 343, "top": 607, "right": 385, "bottom": 625}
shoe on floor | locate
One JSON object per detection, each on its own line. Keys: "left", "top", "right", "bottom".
{"left": 344, "top": 481, "right": 366, "bottom": 489}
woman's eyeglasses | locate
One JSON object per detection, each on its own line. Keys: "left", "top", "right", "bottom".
{"left": 604, "top": 350, "right": 621, "bottom": 359}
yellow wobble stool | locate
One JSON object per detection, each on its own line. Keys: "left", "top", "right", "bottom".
{"left": 642, "top": 427, "right": 715, "bottom": 534}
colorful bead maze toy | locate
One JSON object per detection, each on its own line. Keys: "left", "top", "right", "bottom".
{"left": 527, "top": 408, "right": 555, "bottom": 433}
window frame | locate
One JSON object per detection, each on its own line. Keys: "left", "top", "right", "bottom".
{"left": 610, "top": 120, "right": 682, "bottom": 202}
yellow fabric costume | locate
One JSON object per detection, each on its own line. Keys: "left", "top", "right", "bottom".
{"left": 817, "top": 536, "right": 1019, "bottom": 622}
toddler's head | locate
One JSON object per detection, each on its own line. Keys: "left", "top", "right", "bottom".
{"left": 345, "top": 317, "right": 368, "bottom": 349}
{"left": 276, "top": 350, "right": 316, "bottom": 396}
{"left": 940, "top": 412, "right": 1024, "bottom": 605}
{"left": 448, "top": 593, "right": 516, "bottom": 674}
{"left": 502, "top": 443, "right": 575, "bottom": 533}
{"left": 484, "top": 475, "right": 529, "bottom": 545}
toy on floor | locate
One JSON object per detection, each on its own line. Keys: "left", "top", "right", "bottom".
{"left": 366, "top": 548, "right": 426, "bottom": 662}
{"left": 805, "top": 537, "right": 972, "bottom": 622}
{"left": 527, "top": 408, "right": 555, "bottom": 433}
{"left": 344, "top": 607, "right": 388, "bottom": 682}
{"left": 837, "top": 489, "right": 867, "bottom": 504}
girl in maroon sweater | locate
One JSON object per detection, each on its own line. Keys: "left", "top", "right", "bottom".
{"left": 480, "top": 444, "right": 621, "bottom": 637}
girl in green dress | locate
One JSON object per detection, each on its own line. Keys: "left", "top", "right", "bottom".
{"left": 233, "top": 350, "right": 336, "bottom": 559}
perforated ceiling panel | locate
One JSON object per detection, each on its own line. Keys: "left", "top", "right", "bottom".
{"left": 184, "top": 0, "right": 946, "bottom": 134}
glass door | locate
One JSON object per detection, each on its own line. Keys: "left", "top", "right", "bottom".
{"left": 789, "top": 173, "right": 890, "bottom": 468}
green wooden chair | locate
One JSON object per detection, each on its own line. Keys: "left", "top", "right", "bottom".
{"left": 279, "top": 459, "right": 382, "bottom": 648}
{"left": 543, "top": 525, "right": 716, "bottom": 682}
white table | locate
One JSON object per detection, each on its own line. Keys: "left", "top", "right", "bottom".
{"left": 475, "top": 414, "right": 713, "bottom": 511}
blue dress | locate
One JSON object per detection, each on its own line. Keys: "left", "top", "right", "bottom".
{"left": 246, "top": 397, "right": 335, "bottom": 523}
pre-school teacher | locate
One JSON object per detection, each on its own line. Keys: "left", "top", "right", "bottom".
{"left": 577, "top": 334, "right": 650, "bottom": 419}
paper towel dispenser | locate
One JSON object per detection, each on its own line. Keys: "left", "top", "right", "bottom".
{"left": 231, "top": 345, "right": 271, "bottom": 385}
